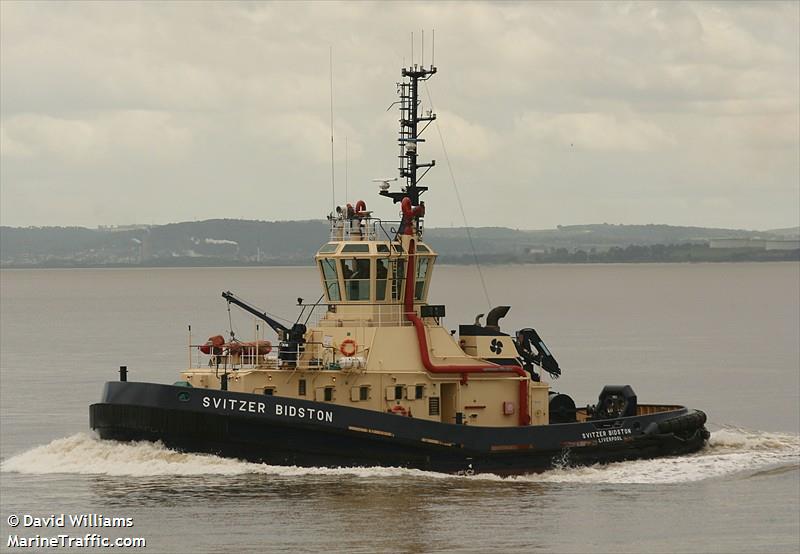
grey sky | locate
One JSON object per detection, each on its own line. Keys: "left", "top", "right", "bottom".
{"left": 1, "top": 1, "right": 798, "bottom": 230}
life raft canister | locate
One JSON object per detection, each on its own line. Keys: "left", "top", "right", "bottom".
{"left": 237, "top": 340, "right": 272, "bottom": 356}
{"left": 199, "top": 334, "right": 225, "bottom": 355}
{"left": 226, "top": 340, "right": 273, "bottom": 357}
{"left": 339, "top": 338, "right": 357, "bottom": 357}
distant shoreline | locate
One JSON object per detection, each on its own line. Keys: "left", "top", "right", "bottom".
{"left": 2, "top": 220, "right": 797, "bottom": 268}
{"left": 2, "top": 257, "right": 798, "bottom": 270}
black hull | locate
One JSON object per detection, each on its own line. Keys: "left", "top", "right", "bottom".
{"left": 90, "top": 382, "right": 709, "bottom": 474}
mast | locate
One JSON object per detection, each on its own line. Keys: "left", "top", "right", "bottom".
{"left": 380, "top": 64, "right": 437, "bottom": 206}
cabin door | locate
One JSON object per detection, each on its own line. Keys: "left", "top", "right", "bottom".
{"left": 440, "top": 383, "right": 458, "bottom": 424}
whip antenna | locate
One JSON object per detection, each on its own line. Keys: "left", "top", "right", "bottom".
{"left": 432, "top": 29, "right": 435, "bottom": 67}
{"left": 329, "top": 46, "right": 335, "bottom": 212}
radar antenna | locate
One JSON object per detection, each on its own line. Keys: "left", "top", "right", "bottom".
{"left": 372, "top": 177, "right": 398, "bottom": 192}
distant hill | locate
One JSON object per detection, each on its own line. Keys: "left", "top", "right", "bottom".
{"left": 427, "top": 223, "right": 772, "bottom": 255}
{"left": 0, "top": 219, "right": 329, "bottom": 267}
{"left": 0, "top": 219, "right": 796, "bottom": 267}
{"left": 765, "top": 226, "right": 800, "bottom": 238}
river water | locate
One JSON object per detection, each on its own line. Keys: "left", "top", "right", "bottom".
{"left": 1, "top": 263, "right": 798, "bottom": 553}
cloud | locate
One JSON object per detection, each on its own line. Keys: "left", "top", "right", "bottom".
{"left": 1, "top": 111, "right": 193, "bottom": 164}
{"left": 0, "top": 126, "right": 33, "bottom": 159}
{"left": 516, "top": 111, "right": 675, "bottom": 152}
{"left": 0, "top": 1, "right": 797, "bottom": 230}
{"left": 435, "top": 109, "right": 499, "bottom": 160}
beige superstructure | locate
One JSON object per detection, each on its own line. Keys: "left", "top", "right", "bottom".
{"left": 181, "top": 215, "right": 549, "bottom": 428}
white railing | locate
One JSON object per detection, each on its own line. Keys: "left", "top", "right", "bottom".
{"left": 188, "top": 344, "right": 276, "bottom": 371}
{"left": 187, "top": 305, "right": 436, "bottom": 372}
{"left": 188, "top": 343, "right": 331, "bottom": 372}
{"left": 328, "top": 218, "right": 423, "bottom": 242}
{"left": 309, "top": 303, "right": 416, "bottom": 328}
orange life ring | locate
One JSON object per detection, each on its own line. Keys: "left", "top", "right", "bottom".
{"left": 339, "top": 338, "right": 357, "bottom": 357}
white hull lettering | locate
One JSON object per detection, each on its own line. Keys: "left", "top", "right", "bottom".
{"left": 201, "top": 396, "right": 265, "bottom": 414}
{"left": 201, "top": 396, "right": 332, "bottom": 422}
{"left": 581, "top": 428, "right": 632, "bottom": 440}
{"left": 275, "top": 404, "right": 332, "bottom": 422}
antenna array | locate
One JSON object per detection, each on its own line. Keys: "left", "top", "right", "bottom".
{"left": 380, "top": 30, "right": 437, "bottom": 207}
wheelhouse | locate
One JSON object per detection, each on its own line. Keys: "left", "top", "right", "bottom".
{"left": 314, "top": 236, "right": 437, "bottom": 305}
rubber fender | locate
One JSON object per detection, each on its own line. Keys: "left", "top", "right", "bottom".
{"left": 657, "top": 410, "right": 707, "bottom": 434}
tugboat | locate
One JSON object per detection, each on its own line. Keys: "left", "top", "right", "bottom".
{"left": 90, "top": 61, "right": 709, "bottom": 474}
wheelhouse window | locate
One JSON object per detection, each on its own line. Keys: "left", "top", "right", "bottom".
{"left": 318, "top": 243, "right": 338, "bottom": 254}
{"left": 415, "top": 256, "right": 430, "bottom": 300}
{"left": 342, "top": 243, "right": 370, "bottom": 253}
{"left": 376, "top": 258, "right": 390, "bottom": 301}
{"left": 341, "top": 258, "right": 371, "bottom": 301}
{"left": 392, "top": 259, "right": 406, "bottom": 301}
{"left": 320, "top": 258, "right": 341, "bottom": 301}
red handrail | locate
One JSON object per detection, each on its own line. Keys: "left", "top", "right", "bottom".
{"left": 403, "top": 239, "right": 530, "bottom": 426}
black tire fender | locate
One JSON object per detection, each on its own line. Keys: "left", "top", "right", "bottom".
{"left": 657, "top": 410, "right": 707, "bottom": 434}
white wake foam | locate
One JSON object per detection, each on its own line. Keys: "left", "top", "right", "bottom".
{"left": 0, "top": 433, "right": 451, "bottom": 479}
{"left": 526, "top": 427, "right": 799, "bottom": 485}
{"left": 1, "top": 427, "right": 797, "bottom": 484}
